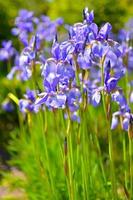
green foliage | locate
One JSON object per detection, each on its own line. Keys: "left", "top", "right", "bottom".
{"left": 48, "top": 0, "right": 133, "bottom": 32}
{"left": 6, "top": 103, "right": 131, "bottom": 199}
{"left": 88, "top": 0, "right": 133, "bottom": 32}
{"left": 7, "top": 108, "right": 112, "bottom": 199}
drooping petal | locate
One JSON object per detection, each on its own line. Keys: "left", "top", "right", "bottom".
{"left": 111, "top": 115, "right": 119, "bottom": 130}
{"left": 122, "top": 118, "right": 129, "bottom": 131}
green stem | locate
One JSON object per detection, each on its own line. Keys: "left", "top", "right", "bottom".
{"left": 129, "top": 138, "right": 133, "bottom": 200}
{"left": 101, "top": 57, "right": 117, "bottom": 199}
{"left": 108, "top": 128, "right": 117, "bottom": 199}
{"left": 81, "top": 156, "right": 87, "bottom": 200}
{"left": 123, "top": 132, "right": 128, "bottom": 189}
{"left": 80, "top": 109, "right": 90, "bottom": 199}
{"left": 67, "top": 117, "right": 75, "bottom": 200}
{"left": 94, "top": 126, "right": 106, "bottom": 183}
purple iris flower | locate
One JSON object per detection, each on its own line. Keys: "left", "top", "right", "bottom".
{"left": 69, "top": 23, "right": 88, "bottom": 44}
{"left": 91, "top": 42, "right": 109, "bottom": 61}
{"left": 11, "top": 10, "right": 35, "bottom": 46}
{"left": 35, "top": 92, "right": 66, "bottom": 109}
{"left": 111, "top": 111, "right": 133, "bottom": 131}
{"left": 7, "top": 35, "right": 40, "bottom": 81}
{"left": 112, "top": 91, "right": 126, "bottom": 108}
{"left": 7, "top": 54, "right": 20, "bottom": 80}
{"left": 77, "top": 51, "right": 92, "bottom": 69}
{"left": 42, "top": 59, "right": 59, "bottom": 92}
{"left": 47, "top": 93, "right": 66, "bottom": 109}
{"left": 19, "top": 100, "right": 34, "bottom": 113}
{"left": 7, "top": 52, "right": 32, "bottom": 81}
{"left": 105, "top": 77, "right": 118, "bottom": 93}
{"left": 36, "top": 16, "right": 63, "bottom": 42}
{"left": 0, "top": 40, "right": 15, "bottom": 61}
{"left": 42, "top": 57, "right": 75, "bottom": 93}
{"left": 12, "top": 9, "right": 63, "bottom": 47}
{"left": 2, "top": 100, "right": 14, "bottom": 112}
{"left": 91, "top": 90, "right": 101, "bottom": 107}
{"left": 36, "top": 88, "right": 81, "bottom": 111}
{"left": 67, "top": 88, "right": 81, "bottom": 112}
{"left": 24, "top": 89, "right": 36, "bottom": 102}
{"left": 104, "top": 61, "right": 119, "bottom": 93}
{"left": 32, "top": 8, "right": 133, "bottom": 126}
{"left": 60, "top": 41, "right": 75, "bottom": 61}
{"left": 19, "top": 89, "right": 39, "bottom": 113}
{"left": 12, "top": 9, "right": 34, "bottom": 34}
{"left": 112, "top": 90, "right": 130, "bottom": 114}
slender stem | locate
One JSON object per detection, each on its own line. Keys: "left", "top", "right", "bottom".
{"left": 81, "top": 156, "right": 87, "bottom": 200}
{"left": 129, "top": 137, "right": 133, "bottom": 199}
{"left": 124, "top": 51, "right": 132, "bottom": 197}
{"left": 94, "top": 126, "right": 106, "bottom": 183}
{"left": 108, "top": 128, "right": 117, "bottom": 199}
{"left": 101, "top": 57, "right": 117, "bottom": 199}
{"left": 81, "top": 109, "right": 90, "bottom": 199}
{"left": 123, "top": 132, "right": 128, "bottom": 189}
{"left": 67, "top": 117, "right": 75, "bottom": 200}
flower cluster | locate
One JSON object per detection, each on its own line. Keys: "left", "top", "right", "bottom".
{"left": 35, "top": 8, "right": 132, "bottom": 126}
{"left": 6, "top": 10, "right": 63, "bottom": 81}
{"left": 1, "top": 8, "right": 133, "bottom": 131}
{"left": 0, "top": 40, "right": 16, "bottom": 61}
{"left": 19, "top": 89, "right": 39, "bottom": 113}
{"left": 12, "top": 9, "right": 63, "bottom": 46}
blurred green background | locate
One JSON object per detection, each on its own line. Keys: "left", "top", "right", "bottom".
{"left": 0, "top": 0, "right": 133, "bottom": 43}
